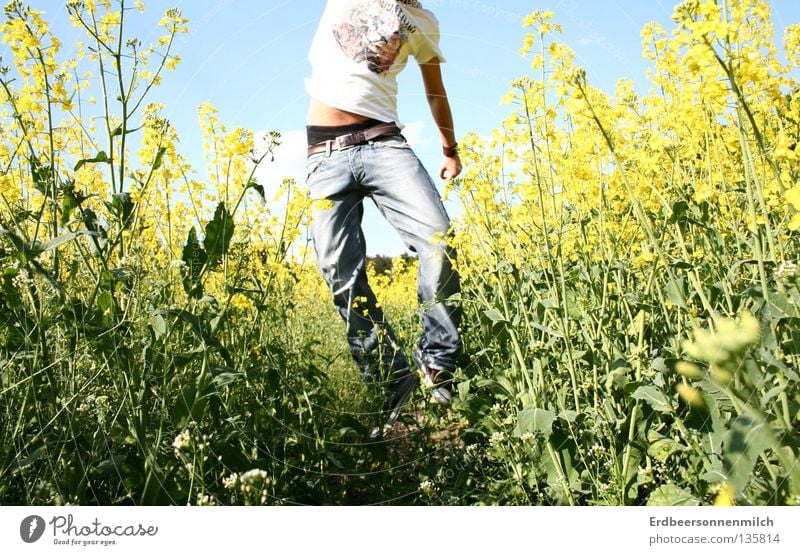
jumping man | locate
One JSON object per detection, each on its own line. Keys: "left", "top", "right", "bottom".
{"left": 304, "top": 0, "right": 462, "bottom": 437}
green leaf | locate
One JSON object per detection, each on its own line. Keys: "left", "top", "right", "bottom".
{"left": 647, "top": 485, "right": 700, "bottom": 506}
{"left": 60, "top": 193, "right": 79, "bottom": 227}
{"left": 483, "top": 308, "right": 508, "bottom": 324}
{"left": 632, "top": 385, "right": 674, "bottom": 414}
{"left": 457, "top": 379, "right": 470, "bottom": 401}
{"left": 624, "top": 444, "right": 645, "bottom": 501}
{"left": 528, "top": 320, "right": 564, "bottom": 338}
{"left": 626, "top": 309, "right": 646, "bottom": 337}
{"left": 181, "top": 227, "right": 207, "bottom": 298}
{"left": 209, "top": 307, "right": 228, "bottom": 336}
{"left": 107, "top": 193, "right": 134, "bottom": 229}
{"left": 173, "top": 348, "right": 203, "bottom": 369}
{"left": 97, "top": 290, "right": 114, "bottom": 313}
{"left": 203, "top": 202, "right": 234, "bottom": 268}
{"left": 11, "top": 445, "right": 46, "bottom": 474}
{"left": 210, "top": 364, "right": 243, "bottom": 388}
{"left": 697, "top": 378, "right": 734, "bottom": 413}
{"left": 91, "top": 454, "right": 127, "bottom": 479}
{"left": 30, "top": 158, "right": 53, "bottom": 196}
{"left": 516, "top": 407, "right": 556, "bottom": 439}
{"left": 766, "top": 292, "right": 797, "bottom": 320}
{"left": 97, "top": 290, "right": 115, "bottom": 326}
{"left": 666, "top": 277, "right": 687, "bottom": 309}
{"left": 174, "top": 384, "right": 207, "bottom": 427}
{"left": 667, "top": 200, "right": 689, "bottom": 225}
{"left": 246, "top": 179, "right": 265, "bottom": 201}
{"left": 158, "top": 309, "right": 206, "bottom": 343}
{"left": 647, "top": 437, "right": 683, "bottom": 462}
{"left": 558, "top": 409, "right": 578, "bottom": 423}
{"left": 38, "top": 230, "right": 96, "bottom": 253}
{"left": 150, "top": 313, "right": 168, "bottom": 341}
{"left": 74, "top": 150, "right": 110, "bottom": 171}
{"left": 723, "top": 415, "right": 775, "bottom": 496}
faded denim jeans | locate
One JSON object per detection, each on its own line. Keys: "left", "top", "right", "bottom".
{"left": 305, "top": 134, "right": 461, "bottom": 389}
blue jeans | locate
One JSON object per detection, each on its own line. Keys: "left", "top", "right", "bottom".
{"left": 305, "top": 134, "right": 461, "bottom": 388}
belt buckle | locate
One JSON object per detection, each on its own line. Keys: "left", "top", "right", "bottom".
{"left": 335, "top": 129, "right": 368, "bottom": 151}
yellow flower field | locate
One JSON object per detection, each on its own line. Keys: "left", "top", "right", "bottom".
{"left": 0, "top": 0, "right": 798, "bottom": 505}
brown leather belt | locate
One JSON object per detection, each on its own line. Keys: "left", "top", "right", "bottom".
{"left": 307, "top": 122, "right": 402, "bottom": 156}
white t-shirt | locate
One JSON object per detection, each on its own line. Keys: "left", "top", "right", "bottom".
{"left": 305, "top": 0, "right": 445, "bottom": 125}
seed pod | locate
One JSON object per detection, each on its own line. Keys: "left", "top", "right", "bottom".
{"left": 676, "top": 382, "right": 705, "bottom": 408}
{"left": 675, "top": 360, "right": 704, "bottom": 379}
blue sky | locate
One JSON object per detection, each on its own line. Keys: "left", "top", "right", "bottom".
{"left": 13, "top": 0, "right": 800, "bottom": 255}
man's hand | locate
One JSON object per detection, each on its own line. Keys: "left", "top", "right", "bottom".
{"left": 440, "top": 155, "right": 462, "bottom": 180}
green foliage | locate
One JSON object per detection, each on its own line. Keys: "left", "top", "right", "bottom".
{"left": 203, "top": 203, "right": 234, "bottom": 269}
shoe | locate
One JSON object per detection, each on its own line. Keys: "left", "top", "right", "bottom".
{"left": 368, "top": 370, "right": 418, "bottom": 439}
{"left": 412, "top": 349, "right": 452, "bottom": 408}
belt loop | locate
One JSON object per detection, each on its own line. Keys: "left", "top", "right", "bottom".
{"left": 326, "top": 140, "right": 331, "bottom": 157}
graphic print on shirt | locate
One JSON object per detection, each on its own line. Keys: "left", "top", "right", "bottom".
{"left": 332, "top": 0, "right": 418, "bottom": 75}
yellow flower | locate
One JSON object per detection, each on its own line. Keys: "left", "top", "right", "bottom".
{"left": 676, "top": 383, "right": 705, "bottom": 408}
{"left": 786, "top": 186, "right": 800, "bottom": 211}
{"left": 714, "top": 483, "right": 735, "bottom": 506}
{"left": 164, "top": 54, "right": 180, "bottom": 71}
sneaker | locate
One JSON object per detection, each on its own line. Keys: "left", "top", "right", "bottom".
{"left": 368, "top": 370, "right": 418, "bottom": 439}
{"left": 412, "top": 349, "right": 452, "bottom": 408}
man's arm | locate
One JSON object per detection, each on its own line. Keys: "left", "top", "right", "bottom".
{"left": 420, "top": 57, "right": 462, "bottom": 180}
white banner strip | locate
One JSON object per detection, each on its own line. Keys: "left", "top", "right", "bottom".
{"left": 1, "top": 506, "right": 798, "bottom": 554}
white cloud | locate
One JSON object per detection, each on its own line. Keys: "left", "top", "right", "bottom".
{"left": 401, "top": 120, "right": 433, "bottom": 149}
{"left": 253, "top": 128, "right": 307, "bottom": 192}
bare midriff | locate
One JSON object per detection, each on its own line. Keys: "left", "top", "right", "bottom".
{"left": 307, "top": 98, "right": 372, "bottom": 126}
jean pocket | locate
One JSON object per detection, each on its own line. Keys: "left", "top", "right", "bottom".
{"left": 305, "top": 153, "right": 327, "bottom": 181}
{"left": 372, "top": 134, "right": 411, "bottom": 150}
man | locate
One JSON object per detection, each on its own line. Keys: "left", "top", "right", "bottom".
{"left": 304, "top": 0, "right": 462, "bottom": 437}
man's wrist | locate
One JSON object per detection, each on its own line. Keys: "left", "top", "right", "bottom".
{"left": 443, "top": 142, "right": 458, "bottom": 158}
